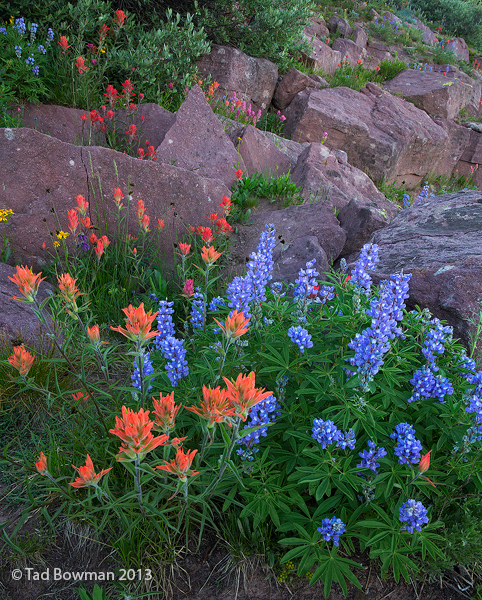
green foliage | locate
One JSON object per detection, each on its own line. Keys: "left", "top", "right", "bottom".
{"left": 230, "top": 172, "right": 304, "bottom": 223}
{"left": 376, "top": 57, "right": 409, "bottom": 80}
{"left": 195, "top": 0, "right": 315, "bottom": 72}
{"left": 329, "top": 59, "right": 374, "bottom": 91}
{"left": 0, "top": 17, "right": 54, "bottom": 103}
{"left": 110, "top": 9, "right": 210, "bottom": 106}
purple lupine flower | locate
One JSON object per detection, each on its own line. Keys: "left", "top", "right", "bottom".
{"left": 390, "top": 423, "right": 422, "bottom": 465}
{"left": 422, "top": 318, "right": 452, "bottom": 370}
{"left": 293, "top": 259, "right": 319, "bottom": 304}
{"left": 46, "top": 28, "right": 54, "bottom": 43}
{"left": 347, "top": 273, "right": 411, "bottom": 387}
{"left": 245, "top": 223, "right": 276, "bottom": 302}
{"left": 26, "top": 55, "right": 35, "bottom": 66}
{"left": 320, "top": 284, "right": 335, "bottom": 304}
{"left": 37, "top": 44, "right": 46, "bottom": 54}
{"left": 399, "top": 499, "right": 429, "bottom": 534}
{"left": 288, "top": 325, "right": 313, "bottom": 353}
{"left": 14, "top": 18, "right": 26, "bottom": 36}
{"left": 226, "top": 274, "right": 255, "bottom": 317}
{"left": 402, "top": 194, "right": 410, "bottom": 208}
{"left": 413, "top": 182, "right": 433, "bottom": 206}
{"left": 32, "top": 65, "right": 40, "bottom": 75}
{"left": 0, "top": 28, "right": 6, "bottom": 35}
{"left": 152, "top": 299, "right": 175, "bottom": 348}
{"left": 317, "top": 516, "right": 346, "bottom": 546}
{"left": 131, "top": 351, "right": 155, "bottom": 393}
{"left": 208, "top": 296, "right": 225, "bottom": 312}
{"left": 408, "top": 366, "right": 454, "bottom": 403}
{"left": 357, "top": 440, "right": 387, "bottom": 474}
{"left": 237, "top": 394, "right": 281, "bottom": 460}
{"left": 312, "top": 419, "right": 343, "bottom": 448}
{"left": 350, "top": 243, "right": 379, "bottom": 291}
{"left": 457, "top": 355, "right": 477, "bottom": 380}
{"left": 159, "top": 336, "right": 188, "bottom": 387}
{"left": 190, "top": 287, "right": 205, "bottom": 330}
{"left": 337, "top": 428, "right": 356, "bottom": 450}
{"left": 14, "top": 45, "right": 22, "bottom": 58}
{"left": 76, "top": 231, "right": 90, "bottom": 251}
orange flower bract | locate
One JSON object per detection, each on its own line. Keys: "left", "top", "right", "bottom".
{"left": 152, "top": 391, "right": 182, "bottom": 434}
{"left": 214, "top": 309, "right": 250, "bottom": 340}
{"left": 8, "top": 345, "right": 35, "bottom": 377}
{"left": 109, "top": 406, "right": 169, "bottom": 462}
{"left": 35, "top": 451, "right": 48, "bottom": 475}
{"left": 69, "top": 454, "right": 113, "bottom": 488}
{"left": 8, "top": 265, "right": 46, "bottom": 303}
{"left": 110, "top": 303, "right": 160, "bottom": 345}
{"left": 223, "top": 372, "right": 273, "bottom": 421}
{"left": 201, "top": 245, "right": 222, "bottom": 266}
{"left": 156, "top": 447, "right": 199, "bottom": 482}
{"left": 185, "top": 385, "right": 236, "bottom": 428}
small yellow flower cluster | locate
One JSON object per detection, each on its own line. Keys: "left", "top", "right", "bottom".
{"left": 305, "top": 571, "right": 313, "bottom": 580}
{"left": 0, "top": 208, "right": 15, "bottom": 222}
{"left": 57, "top": 230, "right": 70, "bottom": 240}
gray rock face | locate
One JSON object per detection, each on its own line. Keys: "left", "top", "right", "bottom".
{"left": 273, "top": 67, "right": 323, "bottom": 110}
{"left": 368, "top": 190, "right": 482, "bottom": 359}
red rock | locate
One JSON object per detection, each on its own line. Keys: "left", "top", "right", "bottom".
{"left": 156, "top": 85, "right": 245, "bottom": 188}
{"left": 235, "top": 125, "right": 292, "bottom": 178}
{"left": 196, "top": 44, "right": 278, "bottom": 112}
{"left": 383, "top": 68, "right": 481, "bottom": 119}
{"left": 290, "top": 142, "right": 399, "bottom": 253}
{"left": 300, "top": 37, "right": 342, "bottom": 76}
{"left": 332, "top": 38, "right": 366, "bottom": 63}
{"left": 432, "top": 118, "right": 471, "bottom": 174}
{"left": 0, "top": 127, "right": 231, "bottom": 273}
{"left": 352, "top": 28, "right": 368, "bottom": 48}
{"left": 273, "top": 67, "right": 323, "bottom": 110}
{"left": 328, "top": 16, "right": 353, "bottom": 37}
{"left": 283, "top": 83, "right": 449, "bottom": 186}
{"left": 366, "top": 41, "right": 392, "bottom": 62}
{"left": 304, "top": 20, "right": 329, "bottom": 39}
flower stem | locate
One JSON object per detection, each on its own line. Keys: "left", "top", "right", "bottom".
{"left": 134, "top": 455, "right": 145, "bottom": 516}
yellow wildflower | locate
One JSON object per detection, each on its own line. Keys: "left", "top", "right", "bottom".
{"left": 57, "top": 230, "right": 70, "bottom": 240}
{"left": 0, "top": 209, "right": 15, "bottom": 222}
{"left": 9, "top": 16, "right": 14, "bottom": 25}
{"left": 54, "top": 241, "right": 60, "bottom": 248}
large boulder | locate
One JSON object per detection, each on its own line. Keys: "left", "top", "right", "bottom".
{"left": 196, "top": 44, "right": 278, "bottom": 112}
{"left": 383, "top": 68, "right": 481, "bottom": 119}
{"left": 289, "top": 142, "right": 399, "bottom": 253}
{"left": 367, "top": 190, "right": 482, "bottom": 360}
{"left": 233, "top": 125, "right": 293, "bottom": 178}
{"left": 156, "top": 85, "right": 245, "bottom": 187}
{"left": 273, "top": 67, "right": 326, "bottom": 110}
{"left": 332, "top": 38, "right": 366, "bottom": 63}
{"left": 328, "top": 16, "right": 353, "bottom": 37}
{"left": 0, "top": 127, "right": 231, "bottom": 273}
{"left": 283, "top": 83, "right": 449, "bottom": 187}
{"left": 300, "top": 36, "right": 342, "bottom": 76}
{"left": 455, "top": 128, "right": 482, "bottom": 187}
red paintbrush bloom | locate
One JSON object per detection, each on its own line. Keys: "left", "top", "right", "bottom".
{"left": 110, "top": 303, "right": 160, "bottom": 345}
{"left": 69, "top": 454, "right": 113, "bottom": 488}
{"left": 155, "top": 447, "right": 199, "bottom": 482}
{"left": 223, "top": 371, "right": 273, "bottom": 421}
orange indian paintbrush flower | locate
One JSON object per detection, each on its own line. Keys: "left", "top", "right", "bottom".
{"left": 214, "top": 309, "right": 250, "bottom": 340}
{"left": 8, "top": 345, "right": 35, "bottom": 376}
{"left": 223, "top": 372, "right": 273, "bottom": 421}
{"left": 418, "top": 450, "right": 432, "bottom": 474}
{"left": 152, "top": 392, "right": 182, "bottom": 434}
{"left": 74, "top": 194, "right": 89, "bottom": 217}
{"left": 201, "top": 245, "right": 222, "bottom": 266}
{"left": 57, "top": 273, "right": 84, "bottom": 309}
{"left": 109, "top": 406, "right": 169, "bottom": 462}
{"left": 155, "top": 447, "right": 199, "bottom": 482}
{"left": 68, "top": 208, "right": 79, "bottom": 235}
{"left": 69, "top": 454, "right": 113, "bottom": 488}
{"left": 184, "top": 385, "right": 236, "bottom": 428}
{"left": 110, "top": 303, "right": 160, "bottom": 345}
{"left": 35, "top": 451, "right": 48, "bottom": 475}
{"left": 8, "top": 265, "right": 46, "bottom": 303}
{"left": 178, "top": 242, "right": 191, "bottom": 256}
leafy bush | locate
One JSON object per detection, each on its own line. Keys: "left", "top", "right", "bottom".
{"left": 0, "top": 17, "right": 55, "bottom": 102}
{"left": 195, "top": 0, "right": 315, "bottom": 72}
